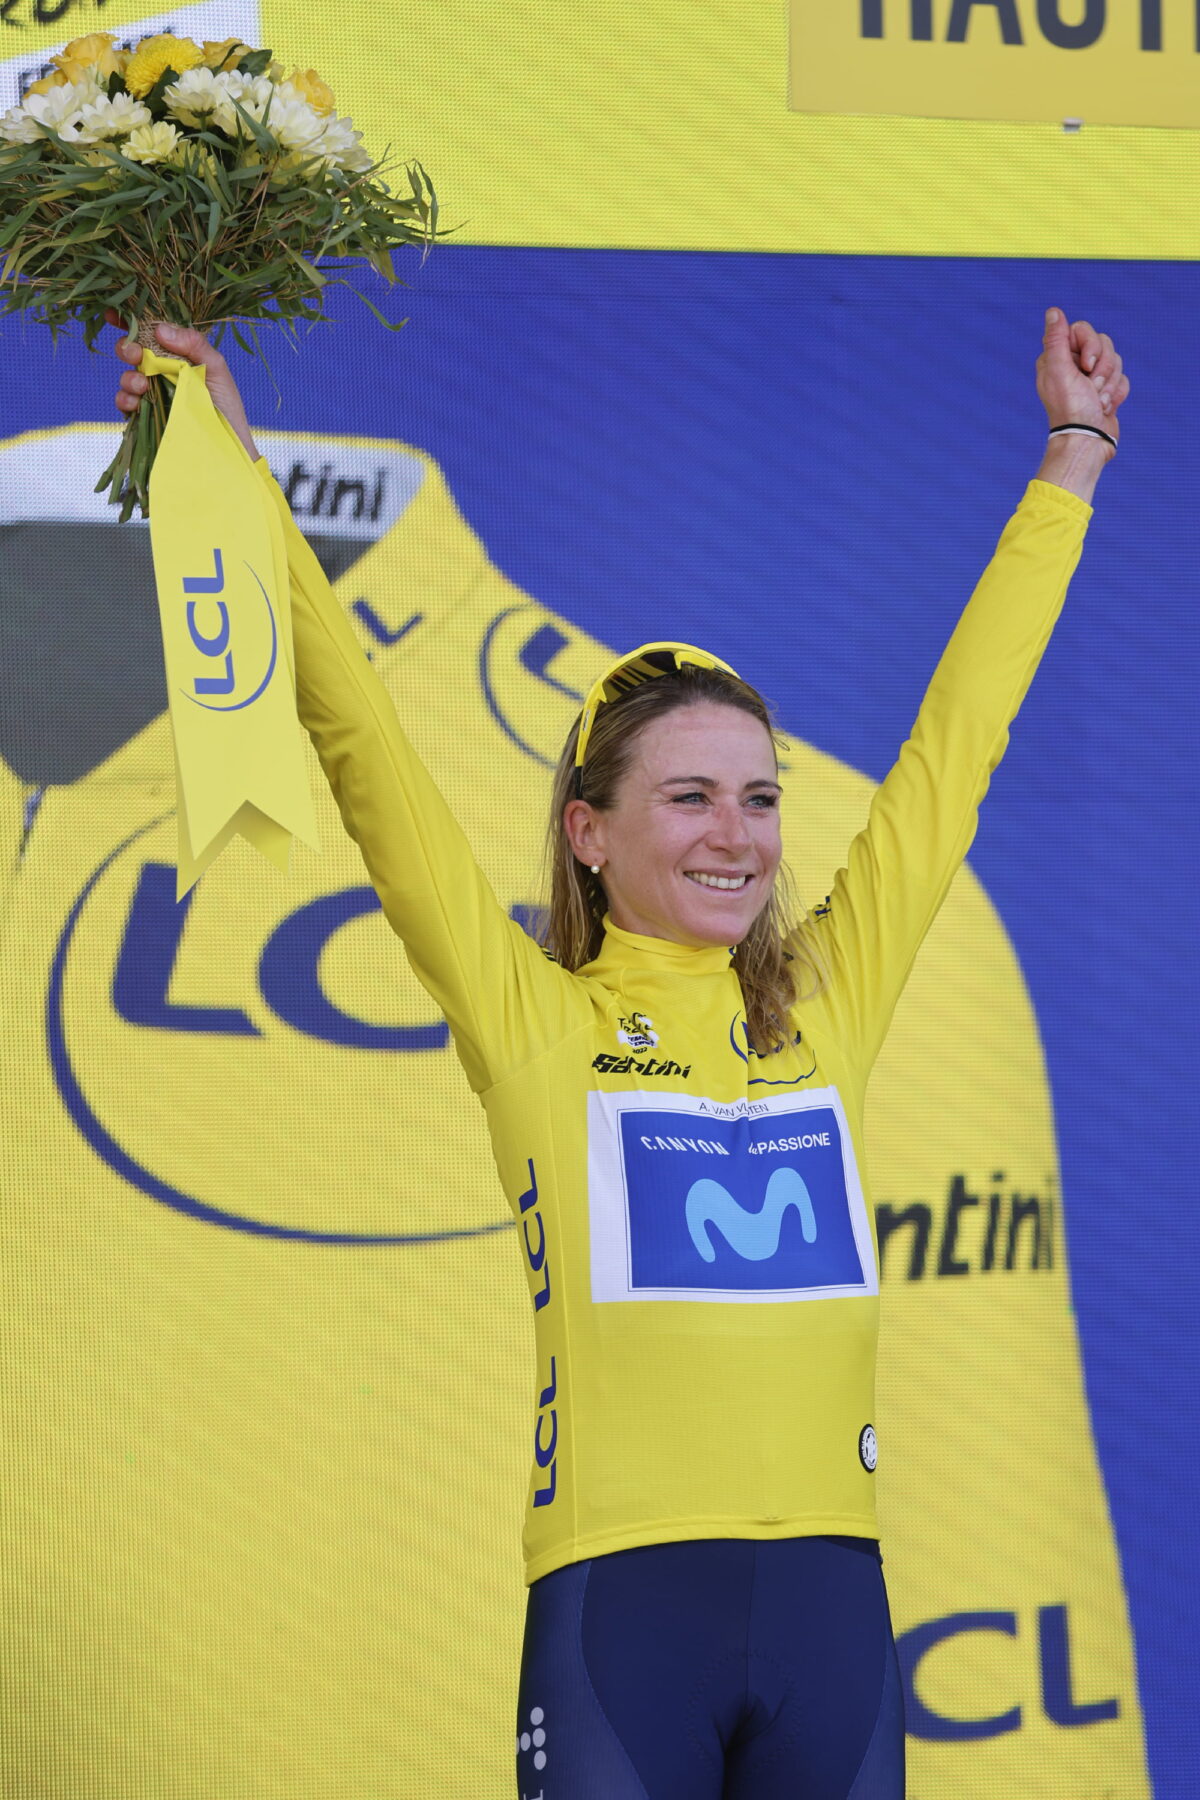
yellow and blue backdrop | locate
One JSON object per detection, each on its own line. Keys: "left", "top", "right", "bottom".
{"left": 1, "top": 1, "right": 1195, "bottom": 1796}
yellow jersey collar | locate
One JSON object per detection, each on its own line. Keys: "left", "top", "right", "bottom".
{"left": 587, "top": 917, "right": 735, "bottom": 978}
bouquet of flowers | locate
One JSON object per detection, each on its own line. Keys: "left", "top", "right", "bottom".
{"left": 0, "top": 30, "right": 437, "bottom": 519}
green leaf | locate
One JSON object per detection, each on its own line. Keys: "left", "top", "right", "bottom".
{"left": 57, "top": 219, "right": 111, "bottom": 248}
{"left": 59, "top": 262, "right": 118, "bottom": 304}
{"left": 91, "top": 181, "right": 160, "bottom": 211}
{"left": 0, "top": 237, "right": 40, "bottom": 285}
{"left": 324, "top": 276, "right": 408, "bottom": 334}
{"left": 145, "top": 193, "right": 187, "bottom": 227}
{"left": 106, "top": 276, "right": 138, "bottom": 309}
{"left": 142, "top": 66, "right": 181, "bottom": 113}
{"left": 227, "top": 96, "right": 274, "bottom": 156}
{"left": 205, "top": 200, "right": 222, "bottom": 249}
{"left": 280, "top": 242, "right": 326, "bottom": 290}
{"left": 0, "top": 194, "right": 42, "bottom": 243}
{"left": 227, "top": 318, "right": 254, "bottom": 356}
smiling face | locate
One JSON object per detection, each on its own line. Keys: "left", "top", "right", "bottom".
{"left": 564, "top": 700, "right": 784, "bottom": 948}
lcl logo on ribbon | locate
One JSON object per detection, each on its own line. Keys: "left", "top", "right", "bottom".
{"left": 181, "top": 548, "right": 279, "bottom": 713}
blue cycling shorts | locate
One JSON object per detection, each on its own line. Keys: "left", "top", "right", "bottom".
{"left": 515, "top": 1535, "right": 904, "bottom": 1799}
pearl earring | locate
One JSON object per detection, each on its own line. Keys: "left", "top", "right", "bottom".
{"left": 590, "top": 864, "right": 601, "bottom": 874}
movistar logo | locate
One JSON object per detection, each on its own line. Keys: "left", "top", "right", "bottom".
{"left": 686, "top": 1167, "right": 817, "bottom": 1263}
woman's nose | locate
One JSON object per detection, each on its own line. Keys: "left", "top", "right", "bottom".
{"left": 705, "top": 800, "right": 753, "bottom": 853}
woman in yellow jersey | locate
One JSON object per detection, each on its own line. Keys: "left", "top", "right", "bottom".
{"left": 110, "top": 306, "right": 1127, "bottom": 1799}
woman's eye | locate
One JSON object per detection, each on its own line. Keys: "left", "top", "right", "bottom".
{"left": 669, "top": 791, "right": 778, "bottom": 808}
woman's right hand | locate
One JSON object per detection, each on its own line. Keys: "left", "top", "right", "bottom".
{"left": 105, "top": 309, "right": 260, "bottom": 462}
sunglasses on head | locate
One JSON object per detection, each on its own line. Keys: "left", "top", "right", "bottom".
{"left": 574, "top": 642, "right": 741, "bottom": 797}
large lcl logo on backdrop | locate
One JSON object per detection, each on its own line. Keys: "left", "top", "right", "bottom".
{"left": 46, "top": 817, "right": 518, "bottom": 1244}
{"left": 898, "top": 1605, "right": 1119, "bottom": 1739}
{"left": 790, "top": 0, "right": 1200, "bottom": 128}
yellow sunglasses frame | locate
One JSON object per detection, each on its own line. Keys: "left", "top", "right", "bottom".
{"left": 573, "top": 641, "right": 741, "bottom": 794}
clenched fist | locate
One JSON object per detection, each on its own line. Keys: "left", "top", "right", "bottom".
{"left": 1037, "top": 307, "right": 1129, "bottom": 452}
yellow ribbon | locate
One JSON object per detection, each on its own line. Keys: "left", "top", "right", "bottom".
{"left": 142, "top": 347, "right": 319, "bottom": 898}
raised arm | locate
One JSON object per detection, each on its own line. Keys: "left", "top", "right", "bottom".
{"left": 804, "top": 309, "right": 1129, "bottom": 1078}
{"left": 108, "top": 316, "right": 583, "bottom": 1093}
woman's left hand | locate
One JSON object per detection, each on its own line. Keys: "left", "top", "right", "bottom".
{"left": 1037, "top": 308, "right": 1129, "bottom": 449}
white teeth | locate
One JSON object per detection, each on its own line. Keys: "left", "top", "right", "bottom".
{"left": 686, "top": 873, "right": 749, "bottom": 890}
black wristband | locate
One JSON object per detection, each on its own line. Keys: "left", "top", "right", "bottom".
{"left": 1048, "top": 421, "right": 1117, "bottom": 452}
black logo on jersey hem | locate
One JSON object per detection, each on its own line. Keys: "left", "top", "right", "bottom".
{"left": 859, "top": 1424, "right": 878, "bottom": 1473}
{"left": 592, "top": 1053, "right": 692, "bottom": 1079}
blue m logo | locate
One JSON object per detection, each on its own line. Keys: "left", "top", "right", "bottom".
{"left": 686, "top": 1167, "right": 818, "bottom": 1263}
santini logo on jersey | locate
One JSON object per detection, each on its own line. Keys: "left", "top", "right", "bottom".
{"left": 592, "top": 1054, "right": 692, "bottom": 1080}
{"left": 588, "top": 1088, "right": 878, "bottom": 1304}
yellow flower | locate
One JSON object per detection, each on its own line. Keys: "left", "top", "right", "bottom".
{"left": 53, "top": 32, "right": 126, "bottom": 80}
{"left": 170, "top": 138, "right": 220, "bottom": 183}
{"left": 124, "top": 35, "right": 203, "bottom": 99}
{"left": 268, "top": 148, "right": 314, "bottom": 187}
{"left": 288, "top": 68, "right": 335, "bottom": 115}
{"left": 25, "top": 71, "right": 68, "bottom": 96}
{"left": 201, "top": 38, "right": 253, "bottom": 72}
{"left": 124, "top": 120, "right": 181, "bottom": 163}
{"left": 55, "top": 56, "right": 110, "bottom": 89}
{"left": 79, "top": 143, "right": 121, "bottom": 189}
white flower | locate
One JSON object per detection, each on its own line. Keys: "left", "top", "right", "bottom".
{"left": 68, "top": 70, "right": 107, "bottom": 105}
{"left": 260, "top": 88, "right": 324, "bottom": 153}
{"left": 16, "top": 82, "right": 92, "bottom": 143}
{"left": 162, "top": 66, "right": 223, "bottom": 128}
{"left": 211, "top": 71, "right": 273, "bottom": 136}
{"left": 314, "top": 113, "right": 373, "bottom": 172}
{"left": 123, "top": 120, "right": 181, "bottom": 164}
{"left": 0, "top": 104, "right": 43, "bottom": 145}
{"left": 75, "top": 92, "right": 152, "bottom": 143}
{"left": 246, "top": 74, "right": 277, "bottom": 111}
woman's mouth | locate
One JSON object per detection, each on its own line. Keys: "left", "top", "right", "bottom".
{"left": 684, "top": 872, "right": 751, "bottom": 891}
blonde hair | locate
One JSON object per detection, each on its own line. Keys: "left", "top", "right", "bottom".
{"left": 542, "top": 665, "right": 825, "bottom": 1053}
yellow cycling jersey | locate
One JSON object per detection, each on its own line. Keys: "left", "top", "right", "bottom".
{"left": 257, "top": 458, "right": 1090, "bottom": 1584}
